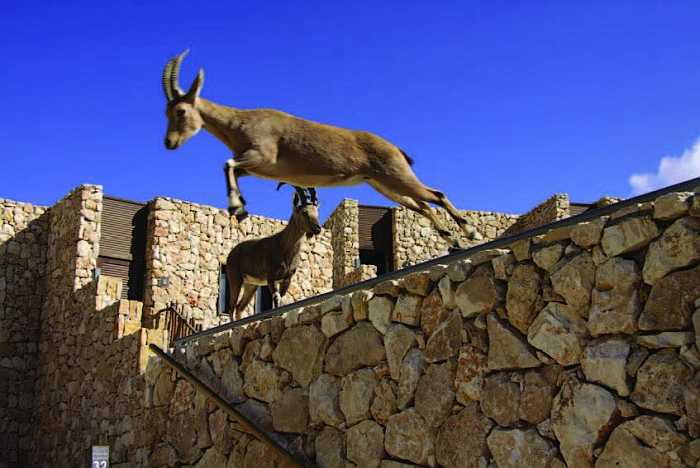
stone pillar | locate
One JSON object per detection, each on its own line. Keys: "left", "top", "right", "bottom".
{"left": 325, "top": 199, "right": 360, "bottom": 288}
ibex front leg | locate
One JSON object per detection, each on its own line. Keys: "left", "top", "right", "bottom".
{"left": 224, "top": 158, "right": 248, "bottom": 221}
{"left": 224, "top": 148, "right": 274, "bottom": 221}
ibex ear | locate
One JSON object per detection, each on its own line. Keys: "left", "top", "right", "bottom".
{"left": 292, "top": 192, "right": 300, "bottom": 208}
{"left": 184, "top": 68, "right": 205, "bottom": 103}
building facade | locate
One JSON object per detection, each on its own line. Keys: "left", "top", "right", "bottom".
{"left": 0, "top": 183, "right": 595, "bottom": 466}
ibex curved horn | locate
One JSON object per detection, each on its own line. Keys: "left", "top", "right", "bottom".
{"left": 162, "top": 49, "right": 190, "bottom": 102}
{"left": 161, "top": 60, "right": 174, "bottom": 102}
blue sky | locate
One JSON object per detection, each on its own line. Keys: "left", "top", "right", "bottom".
{"left": 2, "top": 1, "right": 700, "bottom": 220}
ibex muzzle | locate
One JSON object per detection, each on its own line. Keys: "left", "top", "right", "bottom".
{"left": 161, "top": 50, "right": 482, "bottom": 248}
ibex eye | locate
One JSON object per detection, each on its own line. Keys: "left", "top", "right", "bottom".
{"left": 176, "top": 109, "right": 186, "bottom": 117}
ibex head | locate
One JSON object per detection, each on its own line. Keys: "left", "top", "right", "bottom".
{"left": 292, "top": 189, "right": 322, "bottom": 238}
{"left": 162, "top": 50, "right": 205, "bottom": 150}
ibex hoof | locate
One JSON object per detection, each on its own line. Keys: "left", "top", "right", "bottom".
{"left": 235, "top": 210, "right": 249, "bottom": 222}
{"left": 464, "top": 225, "right": 483, "bottom": 241}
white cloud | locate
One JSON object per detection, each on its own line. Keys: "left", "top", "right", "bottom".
{"left": 629, "top": 138, "right": 700, "bottom": 194}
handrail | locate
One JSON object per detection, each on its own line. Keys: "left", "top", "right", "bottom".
{"left": 174, "top": 176, "right": 700, "bottom": 346}
{"left": 149, "top": 345, "right": 311, "bottom": 467}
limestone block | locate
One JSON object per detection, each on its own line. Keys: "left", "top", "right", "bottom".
{"left": 271, "top": 387, "right": 308, "bottom": 433}
{"left": 309, "top": 374, "right": 344, "bottom": 427}
{"left": 456, "top": 274, "right": 503, "bottom": 318}
{"left": 644, "top": 217, "right": 700, "bottom": 286}
{"left": 346, "top": 420, "right": 384, "bottom": 468}
{"left": 639, "top": 264, "right": 700, "bottom": 331}
{"left": 487, "top": 313, "right": 540, "bottom": 370}
{"left": 242, "top": 359, "right": 287, "bottom": 403}
{"left": 684, "top": 371, "right": 700, "bottom": 437}
{"left": 368, "top": 296, "right": 394, "bottom": 334}
{"left": 570, "top": 217, "right": 607, "bottom": 248}
{"left": 351, "top": 290, "right": 373, "bottom": 322}
{"left": 528, "top": 302, "right": 588, "bottom": 366}
{"left": 637, "top": 332, "right": 693, "bottom": 349}
{"left": 424, "top": 310, "right": 461, "bottom": 363}
{"left": 435, "top": 402, "right": 493, "bottom": 468}
{"left": 415, "top": 362, "right": 455, "bottom": 429}
{"left": 601, "top": 216, "right": 659, "bottom": 257}
{"left": 487, "top": 428, "right": 558, "bottom": 468}
{"left": 455, "top": 345, "right": 487, "bottom": 404}
{"left": 397, "top": 348, "right": 425, "bottom": 409}
{"left": 588, "top": 257, "right": 641, "bottom": 337}
{"left": 550, "top": 252, "right": 595, "bottom": 313}
{"left": 446, "top": 259, "right": 473, "bottom": 282}
{"left": 532, "top": 244, "right": 563, "bottom": 272}
{"left": 506, "top": 263, "right": 542, "bottom": 334}
{"left": 551, "top": 380, "right": 617, "bottom": 468}
{"left": 340, "top": 368, "right": 378, "bottom": 426}
{"left": 631, "top": 349, "right": 692, "bottom": 415}
{"left": 653, "top": 192, "right": 692, "bottom": 220}
{"left": 384, "top": 324, "right": 416, "bottom": 381}
{"left": 392, "top": 293, "right": 422, "bottom": 326}
{"left": 492, "top": 252, "right": 515, "bottom": 280}
{"left": 580, "top": 337, "right": 630, "bottom": 396}
{"left": 401, "top": 271, "right": 432, "bottom": 296}
{"left": 272, "top": 325, "right": 327, "bottom": 387}
{"left": 324, "top": 322, "right": 385, "bottom": 376}
{"left": 315, "top": 426, "right": 346, "bottom": 468}
{"left": 625, "top": 415, "right": 689, "bottom": 453}
{"left": 370, "top": 378, "right": 398, "bottom": 424}
{"left": 384, "top": 409, "right": 434, "bottom": 466}
{"left": 480, "top": 372, "right": 520, "bottom": 427}
{"left": 510, "top": 239, "right": 531, "bottom": 261}
{"left": 321, "top": 306, "right": 354, "bottom": 338}
{"left": 437, "top": 276, "right": 456, "bottom": 310}
{"left": 519, "top": 368, "right": 555, "bottom": 424}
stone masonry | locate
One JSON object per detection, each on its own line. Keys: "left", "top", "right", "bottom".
{"left": 2, "top": 181, "right": 699, "bottom": 466}
{"left": 0, "top": 198, "right": 48, "bottom": 466}
{"left": 131, "top": 184, "right": 700, "bottom": 468}
{"left": 143, "top": 196, "right": 334, "bottom": 329}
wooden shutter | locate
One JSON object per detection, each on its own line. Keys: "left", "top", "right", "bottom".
{"left": 98, "top": 196, "right": 148, "bottom": 300}
{"left": 358, "top": 205, "right": 394, "bottom": 272}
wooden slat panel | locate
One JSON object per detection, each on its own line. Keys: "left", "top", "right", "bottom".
{"left": 97, "top": 257, "right": 130, "bottom": 300}
{"left": 570, "top": 203, "right": 591, "bottom": 217}
{"left": 100, "top": 196, "right": 148, "bottom": 300}
{"left": 358, "top": 206, "right": 391, "bottom": 250}
{"left": 101, "top": 197, "right": 146, "bottom": 260}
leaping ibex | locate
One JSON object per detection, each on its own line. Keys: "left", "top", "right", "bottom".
{"left": 225, "top": 188, "right": 322, "bottom": 319}
{"left": 162, "top": 50, "right": 482, "bottom": 248}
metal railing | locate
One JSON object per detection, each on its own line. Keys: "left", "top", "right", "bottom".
{"left": 149, "top": 344, "right": 310, "bottom": 467}
{"left": 174, "top": 176, "right": 700, "bottom": 346}
{"left": 155, "top": 303, "right": 202, "bottom": 345}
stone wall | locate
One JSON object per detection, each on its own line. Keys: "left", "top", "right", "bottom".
{"left": 0, "top": 198, "right": 48, "bottom": 466}
{"left": 392, "top": 207, "right": 519, "bottom": 268}
{"left": 505, "top": 193, "right": 570, "bottom": 236}
{"left": 143, "top": 197, "right": 333, "bottom": 329}
{"left": 138, "top": 186, "right": 700, "bottom": 468}
{"left": 326, "top": 199, "right": 360, "bottom": 288}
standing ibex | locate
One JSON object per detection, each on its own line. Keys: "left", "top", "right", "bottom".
{"left": 225, "top": 189, "right": 322, "bottom": 319}
{"left": 162, "top": 50, "right": 482, "bottom": 248}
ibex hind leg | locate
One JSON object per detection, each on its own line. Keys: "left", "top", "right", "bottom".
{"left": 367, "top": 180, "right": 464, "bottom": 250}
{"left": 427, "top": 188, "right": 483, "bottom": 241}
{"left": 235, "top": 284, "right": 257, "bottom": 318}
{"left": 226, "top": 270, "right": 243, "bottom": 320}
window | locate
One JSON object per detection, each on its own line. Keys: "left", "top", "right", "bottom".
{"left": 255, "top": 287, "right": 273, "bottom": 314}
{"left": 359, "top": 248, "right": 390, "bottom": 275}
{"left": 218, "top": 267, "right": 230, "bottom": 315}
{"left": 218, "top": 266, "right": 273, "bottom": 316}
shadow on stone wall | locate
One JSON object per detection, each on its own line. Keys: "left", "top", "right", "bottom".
{"left": 0, "top": 210, "right": 49, "bottom": 466}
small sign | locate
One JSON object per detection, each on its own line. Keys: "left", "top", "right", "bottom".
{"left": 90, "top": 446, "right": 109, "bottom": 468}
